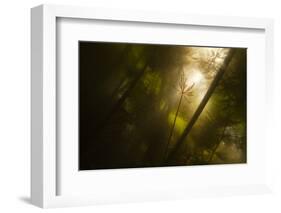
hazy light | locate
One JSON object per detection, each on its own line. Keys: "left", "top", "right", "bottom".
{"left": 189, "top": 70, "right": 203, "bottom": 84}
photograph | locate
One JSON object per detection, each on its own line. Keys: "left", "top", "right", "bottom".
{"left": 79, "top": 42, "right": 247, "bottom": 170}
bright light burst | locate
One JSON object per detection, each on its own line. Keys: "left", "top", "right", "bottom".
{"left": 189, "top": 70, "right": 203, "bottom": 84}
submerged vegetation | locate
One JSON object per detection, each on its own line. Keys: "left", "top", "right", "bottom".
{"left": 79, "top": 42, "right": 247, "bottom": 170}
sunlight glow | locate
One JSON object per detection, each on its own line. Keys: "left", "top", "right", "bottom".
{"left": 190, "top": 70, "right": 203, "bottom": 84}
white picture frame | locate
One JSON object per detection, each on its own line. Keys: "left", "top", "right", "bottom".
{"left": 31, "top": 4, "right": 274, "bottom": 208}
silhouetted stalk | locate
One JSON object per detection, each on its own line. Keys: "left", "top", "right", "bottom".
{"left": 165, "top": 49, "right": 236, "bottom": 163}
{"left": 208, "top": 124, "right": 227, "bottom": 162}
{"left": 208, "top": 105, "right": 232, "bottom": 162}
{"left": 93, "top": 48, "right": 156, "bottom": 135}
{"left": 95, "top": 62, "right": 149, "bottom": 133}
{"left": 110, "top": 52, "right": 143, "bottom": 100}
{"left": 163, "top": 92, "right": 184, "bottom": 159}
{"left": 162, "top": 70, "right": 194, "bottom": 161}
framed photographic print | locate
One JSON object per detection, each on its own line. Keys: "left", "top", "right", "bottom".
{"left": 31, "top": 4, "right": 274, "bottom": 208}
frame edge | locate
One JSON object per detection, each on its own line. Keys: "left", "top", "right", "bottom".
{"left": 30, "top": 4, "right": 274, "bottom": 208}
{"left": 31, "top": 5, "right": 44, "bottom": 208}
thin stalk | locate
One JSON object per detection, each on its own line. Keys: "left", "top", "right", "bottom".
{"left": 163, "top": 92, "right": 184, "bottom": 159}
{"left": 208, "top": 106, "right": 231, "bottom": 162}
{"left": 208, "top": 124, "right": 227, "bottom": 162}
{"left": 95, "top": 63, "right": 148, "bottom": 133}
{"left": 165, "top": 49, "right": 236, "bottom": 163}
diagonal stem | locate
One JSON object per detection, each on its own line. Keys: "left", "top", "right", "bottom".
{"left": 208, "top": 124, "right": 227, "bottom": 162}
{"left": 163, "top": 92, "right": 184, "bottom": 160}
{"left": 165, "top": 49, "right": 236, "bottom": 163}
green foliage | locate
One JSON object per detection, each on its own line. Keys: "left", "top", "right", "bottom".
{"left": 142, "top": 71, "right": 162, "bottom": 95}
{"left": 168, "top": 112, "right": 187, "bottom": 135}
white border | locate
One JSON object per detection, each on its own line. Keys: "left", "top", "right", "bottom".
{"left": 31, "top": 4, "right": 274, "bottom": 208}
{"left": 57, "top": 17, "right": 265, "bottom": 197}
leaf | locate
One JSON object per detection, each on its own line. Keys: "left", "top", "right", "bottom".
{"left": 185, "top": 82, "right": 195, "bottom": 92}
